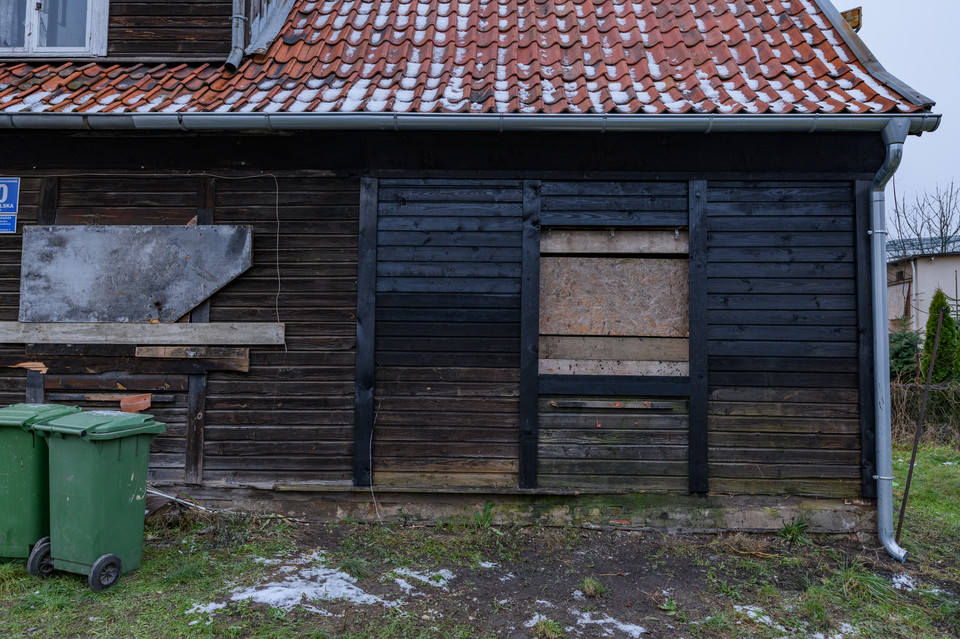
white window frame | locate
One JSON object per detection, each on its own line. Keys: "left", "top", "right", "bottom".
{"left": 0, "top": 0, "right": 109, "bottom": 57}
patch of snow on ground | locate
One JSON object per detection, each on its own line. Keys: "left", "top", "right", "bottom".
{"left": 572, "top": 589, "right": 585, "bottom": 600}
{"left": 524, "top": 612, "right": 549, "bottom": 628}
{"left": 569, "top": 608, "right": 646, "bottom": 637}
{"left": 185, "top": 602, "right": 227, "bottom": 615}
{"left": 231, "top": 553, "right": 396, "bottom": 610}
{"left": 393, "top": 567, "right": 455, "bottom": 589}
{"left": 892, "top": 573, "right": 918, "bottom": 591}
{"left": 811, "top": 621, "right": 857, "bottom": 639}
{"left": 479, "top": 561, "right": 498, "bottom": 568}
{"left": 535, "top": 599, "right": 555, "bottom": 608}
{"left": 734, "top": 605, "right": 787, "bottom": 632}
{"left": 499, "top": 572, "right": 516, "bottom": 582}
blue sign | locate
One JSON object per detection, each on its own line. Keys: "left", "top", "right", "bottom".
{"left": 0, "top": 178, "right": 19, "bottom": 234}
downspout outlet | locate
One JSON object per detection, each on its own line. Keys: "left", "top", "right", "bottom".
{"left": 225, "top": 0, "right": 247, "bottom": 73}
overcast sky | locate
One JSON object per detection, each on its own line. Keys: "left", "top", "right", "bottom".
{"left": 855, "top": 0, "right": 957, "bottom": 204}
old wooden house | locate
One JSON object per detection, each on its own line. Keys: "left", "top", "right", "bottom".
{"left": 0, "top": 0, "right": 940, "bottom": 558}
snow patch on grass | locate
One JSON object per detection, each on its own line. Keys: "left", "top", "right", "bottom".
{"left": 568, "top": 608, "right": 646, "bottom": 637}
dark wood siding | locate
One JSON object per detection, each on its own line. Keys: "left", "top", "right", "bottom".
{"left": 372, "top": 180, "right": 522, "bottom": 487}
{"left": 705, "top": 181, "right": 862, "bottom": 498}
{"left": 205, "top": 176, "right": 359, "bottom": 485}
{"left": 107, "top": 1, "right": 232, "bottom": 59}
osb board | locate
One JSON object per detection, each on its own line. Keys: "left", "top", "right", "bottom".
{"left": 539, "top": 336, "right": 688, "bottom": 361}
{"left": 539, "top": 258, "right": 688, "bottom": 337}
{"left": 538, "top": 359, "right": 689, "bottom": 376}
{"left": 541, "top": 229, "right": 689, "bottom": 254}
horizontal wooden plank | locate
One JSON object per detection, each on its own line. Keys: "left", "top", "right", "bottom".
{"left": 44, "top": 373, "right": 188, "bottom": 391}
{"left": 539, "top": 459, "right": 688, "bottom": 475}
{"left": 541, "top": 210, "right": 688, "bottom": 227}
{"left": 377, "top": 188, "right": 522, "bottom": 203}
{"left": 540, "top": 399, "right": 687, "bottom": 412}
{"left": 539, "top": 336, "right": 689, "bottom": 361}
{"left": 708, "top": 387, "right": 858, "bottom": 403}
{"left": 708, "top": 247, "right": 854, "bottom": 263}
{"left": 377, "top": 321, "right": 519, "bottom": 338}
{"left": 708, "top": 401, "right": 859, "bottom": 418}
{"left": 540, "top": 229, "right": 688, "bottom": 255}
{"left": 377, "top": 246, "right": 522, "bottom": 263}
{"left": 539, "top": 413, "right": 689, "bottom": 430}
{"left": 538, "top": 359, "right": 688, "bottom": 376}
{"left": 713, "top": 410, "right": 859, "bottom": 431}
{"left": 711, "top": 432, "right": 858, "bottom": 449}
{"left": 377, "top": 231, "right": 521, "bottom": 247}
{"left": 709, "top": 478, "right": 859, "bottom": 498}
{"left": 707, "top": 309, "right": 858, "bottom": 326}
{"left": 708, "top": 262, "right": 855, "bottom": 278}
{"left": 708, "top": 371, "right": 858, "bottom": 388}
{"left": 708, "top": 231, "right": 854, "bottom": 248}
{"left": 377, "top": 262, "right": 521, "bottom": 278}
{"left": 538, "top": 474, "right": 688, "bottom": 491}
{"left": 707, "top": 215, "right": 855, "bottom": 232}
{"left": 373, "top": 471, "right": 516, "bottom": 488}
{"left": 708, "top": 463, "right": 859, "bottom": 479}
{"left": 377, "top": 203, "right": 522, "bottom": 217}
{"left": 376, "top": 293, "right": 520, "bottom": 309}
{"left": 707, "top": 294, "right": 856, "bottom": 311}
{"left": 135, "top": 346, "right": 249, "bottom": 359}
{"left": 378, "top": 216, "right": 522, "bottom": 232}
{"left": 541, "top": 182, "right": 688, "bottom": 197}
{"left": 376, "top": 336, "right": 520, "bottom": 353}
{"left": 0, "top": 322, "right": 284, "bottom": 345}
{"left": 706, "top": 278, "right": 855, "bottom": 295}
{"left": 540, "top": 428, "right": 688, "bottom": 445}
{"left": 540, "top": 443, "right": 688, "bottom": 461}
{"left": 539, "top": 374, "right": 690, "bottom": 397}
{"left": 706, "top": 186, "right": 852, "bottom": 202}
{"left": 707, "top": 341, "right": 857, "bottom": 358}
{"left": 376, "top": 277, "right": 521, "bottom": 294}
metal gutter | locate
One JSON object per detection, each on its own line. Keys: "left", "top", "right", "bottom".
{"left": 813, "top": 0, "right": 936, "bottom": 109}
{"left": 0, "top": 112, "right": 942, "bottom": 134}
{"left": 225, "top": 0, "right": 247, "bottom": 73}
{"left": 871, "top": 118, "right": 910, "bottom": 563}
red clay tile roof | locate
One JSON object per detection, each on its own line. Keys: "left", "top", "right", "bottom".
{"left": 0, "top": 0, "right": 930, "bottom": 116}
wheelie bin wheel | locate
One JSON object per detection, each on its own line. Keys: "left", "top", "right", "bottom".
{"left": 88, "top": 554, "right": 122, "bottom": 591}
{"left": 26, "top": 537, "right": 54, "bottom": 577}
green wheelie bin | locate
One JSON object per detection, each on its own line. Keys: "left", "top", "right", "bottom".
{"left": 0, "top": 403, "right": 80, "bottom": 562}
{"left": 29, "top": 411, "right": 165, "bottom": 591}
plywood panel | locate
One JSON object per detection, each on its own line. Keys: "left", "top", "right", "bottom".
{"left": 541, "top": 229, "right": 689, "bottom": 254}
{"left": 539, "top": 257, "right": 688, "bottom": 337}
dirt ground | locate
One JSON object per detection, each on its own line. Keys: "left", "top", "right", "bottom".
{"left": 183, "top": 516, "right": 954, "bottom": 639}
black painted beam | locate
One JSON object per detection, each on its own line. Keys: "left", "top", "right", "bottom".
{"left": 519, "top": 180, "right": 541, "bottom": 489}
{"left": 688, "top": 179, "right": 709, "bottom": 493}
{"left": 354, "top": 177, "right": 378, "bottom": 486}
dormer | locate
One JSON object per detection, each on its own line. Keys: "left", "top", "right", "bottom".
{"left": 0, "top": 0, "right": 294, "bottom": 66}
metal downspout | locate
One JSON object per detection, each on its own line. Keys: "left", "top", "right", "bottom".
{"left": 225, "top": 0, "right": 247, "bottom": 72}
{"left": 871, "top": 119, "right": 910, "bottom": 562}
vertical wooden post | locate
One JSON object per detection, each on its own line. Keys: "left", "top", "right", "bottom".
{"left": 354, "top": 177, "right": 378, "bottom": 486}
{"left": 855, "top": 180, "right": 877, "bottom": 498}
{"left": 688, "top": 180, "right": 708, "bottom": 493}
{"left": 519, "top": 180, "right": 541, "bottom": 489}
{"left": 25, "top": 370, "right": 44, "bottom": 404}
{"left": 37, "top": 177, "right": 59, "bottom": 225}
{"left": 185, "top": 176, "right": 216, "bottom": 485}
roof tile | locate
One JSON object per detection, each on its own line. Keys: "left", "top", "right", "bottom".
{"left": 0, "top": 0, "right": 928, "bottom": 116}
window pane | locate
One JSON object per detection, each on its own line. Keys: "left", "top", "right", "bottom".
{"left": 0, "top": 0, "right": 27, "bottom": 47}
{"left": 39, "top": 0, "right": 88, "bottom": 47}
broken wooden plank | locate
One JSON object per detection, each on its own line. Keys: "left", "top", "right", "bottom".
{"left": 0, "top": 322, "right": 284, "bottom": 345}
{"left": 45, "top": 392, "right": 176, "bottom": 403}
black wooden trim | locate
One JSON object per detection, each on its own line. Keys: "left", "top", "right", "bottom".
{"left": 539, "top": 375, "right": 691, "bottom": 397}
{"left": 37, "top": 177, "right": 58, "bottom": 225}
{"left": 519, "top": 180, "right": 541, "bottom": 489}
{"left": 185, "top": 177, "right": 214, "bottom": 485}
{"left": 354, "top": 177, "right": 378, "bottom": 486}
{"left": 185, "top": 373, "right": 206, "bottom": 485}
{"left": 855, "top": 180, "right": 877, "bottom": 498}
{"left": 25, "top": 370, "right": 44, "bottom": 403}
{"left": 688, "top": 179, "right": 709, "bottom": 493}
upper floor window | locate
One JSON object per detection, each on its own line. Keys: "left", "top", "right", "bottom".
{"left": 0, "top": 0, "right": 108, "bottom": 56}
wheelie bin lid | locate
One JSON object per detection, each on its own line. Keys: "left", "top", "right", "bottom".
{"left": 0, "top": 403, "right": 81, "bottom": 431}
{"left": 31, "top": 410, "right": 166, "bottom": 440}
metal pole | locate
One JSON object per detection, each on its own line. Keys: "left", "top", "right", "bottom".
{"left": 896, "top": 307, "right": 944, "bottom": 543}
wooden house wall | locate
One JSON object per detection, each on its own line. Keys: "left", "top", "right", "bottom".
{"left": 107, "top": 1, "right": 232, "bottom": 59}
{"left": 705, "top": 181, "right": 864, "bottom": 498}
{"left": 0, "top": 130, "right": 885, "bottom": 501}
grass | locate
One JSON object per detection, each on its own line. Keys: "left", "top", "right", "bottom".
{"left": 0, "top": 445, "right": 955, "bottom": 638}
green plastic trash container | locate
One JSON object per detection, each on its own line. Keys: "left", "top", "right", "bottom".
{"left": 30, "top": 411, "right": 165, "bottom": 591}
{"left": 0, "top": 403, "right": 80, "bottom": 561}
